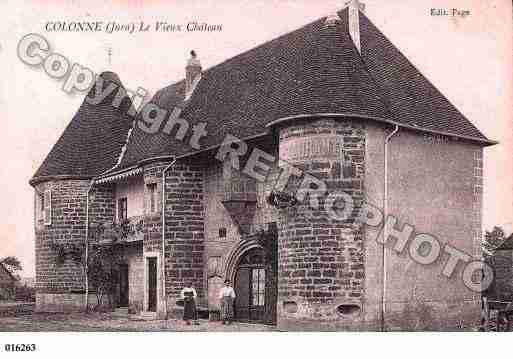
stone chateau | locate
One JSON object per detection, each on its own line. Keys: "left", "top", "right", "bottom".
{"left": 30, "top": 2, "right": 495, "bottom": 330}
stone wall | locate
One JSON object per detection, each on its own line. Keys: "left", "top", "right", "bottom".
{"left": 121, "top": 244, "right": 144, "bottom": 313}
{"left": 141, "top": 162, "right": 168, "bottom": 317}
{"left": 34, "top": 179, "right": 116, "bottom": 312}
{"left": 157, "top": 160, "right": 205, "bottom": 316}
{"left": 276, "top": 118, "right": 366, "bottom": 330}
{"left": 32, "top": 122, "right": 486, "bottom": 328}
{"left": 91, "top": 183, "right": 116, "bottom": 227}
{"left": 35, "top": 180, "right": 90, "bottom": 298}
{"left": 35, "top": 293, "right": 99, "bottom": 312}
{"left": 33, "top": 162, "right": 205, "bottom": 317}
{"left": 203, "top": 149, "right": 280, "bottom": 309}
{"left": 142, "top": 164, "right": 165, "bottom": 254}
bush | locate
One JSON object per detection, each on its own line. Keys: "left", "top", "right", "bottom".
{"left": 0, "top": 283, "right": 16, "bottom": 301}
{"left": 14, "top": 285, "right": 36, "bottom": 302}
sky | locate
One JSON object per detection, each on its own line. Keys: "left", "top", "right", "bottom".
{"left": 0, "top": 0, "right": 511, "bottom": 278}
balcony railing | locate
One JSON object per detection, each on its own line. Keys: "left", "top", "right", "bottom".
{"left": 94, "top": 216, "right": 145, "bottom": 244}
{"left": 122, "top": 215, "right": 145, "bottom": 243}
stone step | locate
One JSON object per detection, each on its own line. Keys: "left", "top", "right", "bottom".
{"left": 130, "top": 311, "right": 158, "bottom": 321}
{"left": 111, "top": 307, "right": 129, "bottom": 318}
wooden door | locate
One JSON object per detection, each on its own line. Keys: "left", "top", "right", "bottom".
{"left": 250, "top": 267, "right": 266, "bottom": 320}
{"left": 147, "top": 258, "right": 157, "bottom": 312}
{"left": 234, "top": 247, "right": 271, "bottom": 323}
{"left": 235, "top": 267, "right": 250, "bottom": 320}
{"left": 119, "top": 264, "right": 129, "bottom": 308}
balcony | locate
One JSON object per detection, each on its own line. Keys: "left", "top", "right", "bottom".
{"left": 94, "top": 216, "right": 145, "bottom": 245}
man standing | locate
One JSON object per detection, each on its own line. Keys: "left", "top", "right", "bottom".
{"left": 219, "top": 279, "right": 236, "bottom": 325}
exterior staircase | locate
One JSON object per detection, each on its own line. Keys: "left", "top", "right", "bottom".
{"left": 112, "top": 307, "right": 158, "bottom": 321}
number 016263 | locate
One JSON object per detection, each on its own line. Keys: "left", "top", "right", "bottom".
{"left": 4, "top": 344, "right": 37, "bottom": 352}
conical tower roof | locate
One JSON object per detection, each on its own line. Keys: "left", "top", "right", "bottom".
{"left": 30, "top": 71, "right": 134, "bottom": 185}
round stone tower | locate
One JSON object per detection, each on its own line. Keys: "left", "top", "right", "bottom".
{"left": 30, "top": 71, "right": 132, "bottom": 312}
{"left": 276, "top": 117, "right": 366, "bottom": 330}
{"left": 33, "top": 179, "right": 91, "bottom": 311}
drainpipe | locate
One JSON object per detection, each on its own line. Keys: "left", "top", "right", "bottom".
{"left": 382, "top": 124, "right": 399, "bottom": 331}
{"left": 84, "top": 180, "right": 95, "bottom": 312}
{"left": 162, "top": 158, "right": 177, "bottom": 318}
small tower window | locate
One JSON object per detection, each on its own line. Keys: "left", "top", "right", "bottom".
{"left": 37, "top": 192, "right": 44, "bottom": 221}
{"left": 36, "top": 191, "right": 46, "bottom": 223}
{"left": 147, "top": 183, "right": 157, "bottom": 213}
{"left": 43, "top": 189, "right": 52, "bottom": 225}
{"left": 219, "top": 227, "right": 227, "bottom": 238}
{"left": 118, "top": 197, "right": 127, "bottom": 222}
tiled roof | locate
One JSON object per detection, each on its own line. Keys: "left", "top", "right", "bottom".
{"left": 357, "top": 12, "right": 490, "bottom": 141}
{"left": 114, "top": 8, "right": 492, "bottom": 173}
{"left": 30, "top": 72, "right": 134, "bottom": 185}
{"left": 118, "top": 80, "right": 187, "bottom": 168}
{"left": 33, "top": 8, "right": 495, "bottom": 183}
{"left": 117, "top": 8, "right": 393, "bottom": 170}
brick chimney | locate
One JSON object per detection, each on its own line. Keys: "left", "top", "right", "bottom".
{"left": 185, "top": 50, "right": 202, "bottom": 95}
{"left": 346, "top": 0, "right": 365, "bottom": 54}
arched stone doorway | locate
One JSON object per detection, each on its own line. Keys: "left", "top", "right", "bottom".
{"left": 226, "top": 232, "right": 278, "bottom": 325}
{"left": 234, "top": 247, "right": 266, "bottom": 322}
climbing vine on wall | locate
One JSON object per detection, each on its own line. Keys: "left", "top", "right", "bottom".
{"left": 49, "top": 220, "right": 131, "bottom": 311}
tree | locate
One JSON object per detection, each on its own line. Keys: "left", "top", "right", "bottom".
{"left": 0, "top": 256, "right": 22, "bottom": 301}
{"left": 0, "top": 256, "right": 22, "bottom": 277}
{"left": 483, "top": 226, "right": 509, "bottom": 256}
{"left": 87, "top": 236, "right": 124, "bottom": 310}
{"left": 49, "top": 220, "right": 131, "bottom": 311}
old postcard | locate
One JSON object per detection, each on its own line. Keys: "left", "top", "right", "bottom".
{"left": 0, "top": 0, "right": 512, "bottom": 357}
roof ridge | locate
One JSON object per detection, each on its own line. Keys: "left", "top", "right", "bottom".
{"left": 358, "top": 11, "right": 492, "bottom": 142}
{"left": 201, "top": 18, "right": 326, "bottom": 77}
{"left": 337, "top": 8, "right": 394, "bottom": 121}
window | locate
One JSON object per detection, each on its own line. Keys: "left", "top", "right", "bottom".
{"left": 207, "top": 256, "right": 222, "bottom": 277}
{"left": 43, "top": 189, "right": 52, "bottom": 225}
{"left": 219, "top": 227, "right": 227, "bottom": 238}
{"left": 36, "top": 192, "right": 44, "bottom": 221}
{"left": 118, "top": 197, "right": 127, "bottom": 222}
{"left": 147, "top": 183, "right": 157, "bottom": 213}
{"left": 252, "top": 268, "right": 265, "bottom": 307}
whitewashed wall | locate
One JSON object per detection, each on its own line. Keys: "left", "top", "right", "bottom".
{"left": 115, "top": 176, "right": 145, "bottom": 219}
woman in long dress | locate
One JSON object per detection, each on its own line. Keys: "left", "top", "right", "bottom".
{"left": 219, "top": 279, "right": 236, "bottom": 325}
{"left": 180, "top": 282, "right": 199, "bottom": 325}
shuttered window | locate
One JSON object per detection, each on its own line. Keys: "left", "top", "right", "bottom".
{"left": 43, "top": 189, "right": 52, "bottom": 225}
